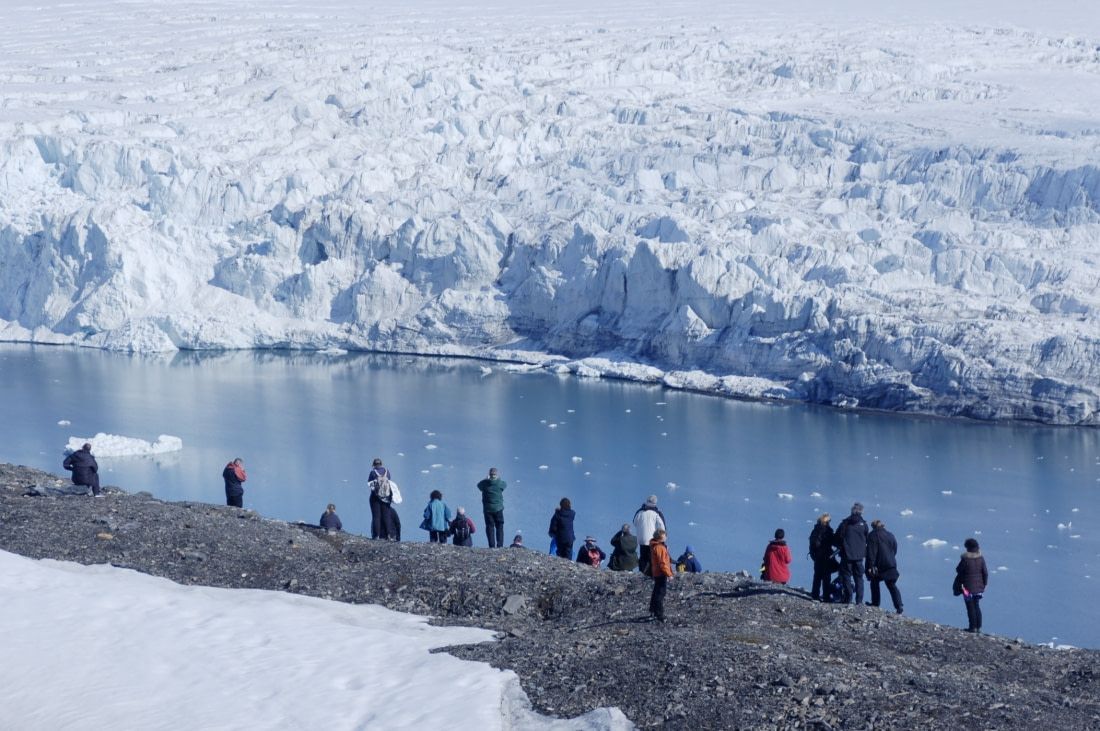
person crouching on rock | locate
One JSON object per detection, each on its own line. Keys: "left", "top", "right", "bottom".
{"left": 450, "top": 507, "right": 476, "bottom": 547}
{"left": 320, "top": 503, "right": 342, "bottom": 531}
{"left": 761, "top": 529, "right": 792, "bottom": 584}
{"left": 576, "top": 536, "right": 606, "bottom": 568}
{"left": 222, "top": 457, "right": 246, "bottom": 507}
{"left": 675, "top": 545, "right": 702, "bottom": 573}
{"left": 63, "top": 442, "right": 101, "bottom": 497}
{"left": 648, "top": 529, "right": 673, "bottom": 622}
{"left": 609, "top": 523, "right": 638, "bottom": 571}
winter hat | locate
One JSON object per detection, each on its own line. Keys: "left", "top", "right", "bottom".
{"left": 851, "top": 502, "right": 864, "bottom": 514}
{"left": 645, "top": 495, "right": 658, "bottom": 507}
{"left": 457, "top": 506, "right": 466, "bottom": 515}
{"left": 684, "top": 545, "right": 694, "bottom": 554}
{"left": 585, "top": 536, "right": 596, "bottom": 544}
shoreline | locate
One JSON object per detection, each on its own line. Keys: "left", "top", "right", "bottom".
{"left": 2, "top": 463, "right": 1098, "bottom": 729}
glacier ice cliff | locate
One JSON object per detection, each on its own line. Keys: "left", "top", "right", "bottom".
{"left": 1, "top": 0, "right": 1099, "bottom": 424}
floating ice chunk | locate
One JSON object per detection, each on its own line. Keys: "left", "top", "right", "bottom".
{"left": 566, "top": 409, "right": 575, "bottom": 414}
{"left": 479, "top": 366, "right": 492, "bottom": 376}
{"left": 538, "top": 465, "right": 549, "bottom": 470}
{"left": 624, "top": 409, "right": 631, "bottom": 413}
{"left": 777, "top": 493, "right": 794, "bottom": 500}
{"left": 430, "top": 463, "right": 443, "bottom": 469}
{"left": 922, "top": 538, "right": 947, "bottom": 547}
{"left": 655, "top": 402, "right": 666, "bottom": 405}
{"left": 583, "top": 471, "right": 590, "bottom": 476}
{"left": 997, "top": 566, "right": 1008, "bottom": 571}
{"left": 424, "top": 444, "right": 438, "bottom": 451}
{"left": 899, "top": 508, "right": 914, "bottom": 516}
{"left": 661, "top": 432, "right": 668, "bottom": 436}
{"left": 918, "top": 596, "right": 934, "bottom": 601}
{"left": 57, "top": 419, "right": 71, "bottom": 426}
{"left": 317, "top": 347, "right": 347, "bottom": 355}
{"left": 941, "top": 490, "right": 953, "bottom": 495}
{"left": 683, "top": 500, "right": 691, "bottom": 505}
{"left": 65, "top": 433, "right": 182, "bottom": 457}
{"left": 1070, "top": 535, "right": 1081, "bottom": 539}
{"left": 547, "top": 423, "right": 558, "bottom": 429}
{"left": 666, "top": 482, "right": 678, "bottom": 491}
{"left": 687, "top": 521, "right": 697, "bottom": 527}
{"left": 1072, "top": 508, "right": 1079, "bottom": 513}
{"left": 1058, "top": 522, "right": 1072, "bottom": 530}
{"left": 397, "top": 452, "right": 405, "bottom": 457}
{"left": 809, "top": 492, "right": 822, "bottom": 498}
{"left": 571, "top": 456, "right": 583, "bottom": 463}
{"left": 421, "top": 470, "right": 430, "bottom": 474}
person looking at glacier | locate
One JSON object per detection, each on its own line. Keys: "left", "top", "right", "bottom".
{"left": 221, "top": 457, "right": 246, "bottom": 507}
{"left": 476, "top": 467, "right": 507, "bottom": 548}
{"left": 834, "top": 503, "right": 869, "bottom": 604}
{"left": 633, "top": 495, "right": 666, "bottom": 575}
{"left": 63, "top": 442, "right": 101, "bottom": 497}
{"left": 367, "top": 457, "right": 391, "bottom": 539}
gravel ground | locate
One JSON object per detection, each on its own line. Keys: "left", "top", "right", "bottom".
{"left": 2, "top": 464, "right": 1098, "bottom": 730}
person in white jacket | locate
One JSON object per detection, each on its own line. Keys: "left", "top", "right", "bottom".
{"left": 633, "top": 495, "right": 667, "bottom": 574}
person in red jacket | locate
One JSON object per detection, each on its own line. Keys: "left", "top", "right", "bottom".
{"left": 648, "top": 529, "right": 674, "bottom": 621}
{"left": 222, "top": 458, "right": 247, "bottom": 508}
{"left": 762, "top": 528, "right": 792, "bottom": 584}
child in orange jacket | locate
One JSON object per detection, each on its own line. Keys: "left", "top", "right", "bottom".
{"left": 762, "top": 528, "right": 792, "bottom": 584}
{"left": 649, "top": 529, "right": 674, "bottom": 621}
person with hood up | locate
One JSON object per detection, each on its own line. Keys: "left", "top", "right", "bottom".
{"left": 761, "top": 529, "right": 792, "bottom": 584}
{"left": 450, "top": 507, "right": 476, "bottom": 547}
{"left": 320, "top": 503, "right": 342, "bottom": 531}
{"left": 421, "top": 490, "right": 452, "bottom": 543}
{"left": 64, "top": 442, "right": 101, "bottom": 497}
{"left": 548, "top": 497, "right": 576, "bottom": 559}
{"left": 955, "top": 538, "right": 989, "bottom": 633}
{"left": 866, "top": 519, "right": 903, "bottom": 614}
{"left": 608, "top": 523, "right": 639, "bottom": 572}
{"left": 576, "top": 536, "right": 606, "bottom": 568}
{"left": 221, "top": 457, "right": 246, "bottom": 507}
{"left": 477, "top": 467, "right": 507, "bottom": 548}
{"left": 808, "top": 513, "right": 837, "bottom": 602}
{"left": 648, "top": 529, "right": 674, "bottom": 621}
{"left": 633, "top": 495, "right": 666, "bottom": 575}
{"left": 834, "top": 502, "right": 869, "bottom": 604}
{"left": 675, "top": 545, "right": 702, "bottom": 573}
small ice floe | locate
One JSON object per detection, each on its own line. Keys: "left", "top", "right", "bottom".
{"left": 661, "top": 432, "right": 668, "bottom": 436}
{"left": 65, "top": 433, "right": 182, "bottom": 457}
{"left": 547, "top": 423, "right": 558, "bottom": 429}
{"left": 540, "top": 419, "right": 547, "bottom": 424}
{"left": 584, "top": 471, "right": 591, "bottom": 476}
{"left": 809, "top": 491, "right": 822, "bottom": 498}
{"left": 683, "top": 500, "right": 691, "bottom": 505}
{"left": 922, "top": 538, "right": 947, "bottom": 548}
{"left": 624, "top": 409, "right": 631, "bottom": 413}
{"left": 1072, "top": 508, "right": 1080, "bottom": 512}
{"left": 687, "top": 521, "right": 697, "bottom": 527}
{"left": 905, "top": 534, "right": 915, "bottom": 540}
{"left": 918, "top": 596, "right": 934, "bottom": 601}
{"left": 538, "top": 465, "right": 549, "bottom": 470}
{"left": 1058, "top": 522, "right": 1072, "bottom": 530}
{"left": 899, "top": 508, "right": 914, "bottom": 517}
{"left": 777, "top": 493, "right": 794, "bottom": 500}
{"left": 430, "top": 463, "right": 443, "bottom": 469}
{"left": 479, "top": 366, "right": 492, "bottom": 376}
{"left": 567, "top": 409, "right": 575, "bottom": 413}
{"left": 1070, "top": 535, "right": 1081, "bottom": 539}
{"left": 941, "top": 490, "right": 953, "bottom": 495}
{"left": 997, "top": 566, "right": 1009, "bottom": 571}
{"left": 397, "top": 452, "right": 405, "bottom": 457}
{"left": 425, "top": 444, "right": 437, "bottom": 450}
{"left": 317, "top": 347, "right": 347, "bottom": 355}
{"left": 421, "top": 469, "right": 430, "bottom": 474}
{"left": 666, "top": 482, "right": 678, "bottom": 491}
{"left": 655, "top": 401, "right": 666, "bottom": 406}
{"left": 57, "top": 419, "right": 71, "bottom": 426}
{"left": 571, "top": 456, "right": 583, "bottom": 463}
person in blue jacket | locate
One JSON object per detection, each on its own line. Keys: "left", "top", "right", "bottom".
{"left": 320, "top": 503, "right": 343, "bottom": 531}
{"left": 675, "top": 545, "right": 702, "bottom": 573}
{"left": 421, "top": 490, "right": 453, "bottom": 543}
{"left": 548, "top": 497, "right": 576, "bottom": 559}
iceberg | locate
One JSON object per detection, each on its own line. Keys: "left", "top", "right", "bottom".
{"left": 65, "top": 433, "right": 183, "bottom": 458}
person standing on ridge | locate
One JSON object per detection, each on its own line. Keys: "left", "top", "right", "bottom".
{"left": 761, "top": 529, "right": 792, "bottom": 584}
{"left": 222, "top": 457, "right": 246, "bottom": 507}
{"left": 866, "top": 519, "right": 904, "bottom": 614}
{"left": 809, "top": 513, "right": 837, "bottom": 602}
{"left": 608, "top": 523, "right": 639, "bottom": 572}
{"left": 955, "top": 537, "right": 989, "bottom": 634}
{"left": 548, "top": 497, "right": 576, "bottom": 559}
{"left": 421, "top": 489, "right": 452, "bottom": 544}
{"left": 63, "top": 442, "right": 101, "bottom": 497}
{"left": 367, "top": 458, "right": 391, "bottom": 540}
{"left": 648, "top": 529, "right": 674, "bottom": 622}
{"left": 633, "top": 495, "right": 666, "bottom": 575}
{"left": 477, "top": 467, "right": 507, "bottom": 548}
{"left": 835, "top": 502, "right": 869, "bottom": 604}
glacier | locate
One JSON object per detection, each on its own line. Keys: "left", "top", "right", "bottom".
{"left": 1, "top": 0, "right": 1099, "bottom": 424}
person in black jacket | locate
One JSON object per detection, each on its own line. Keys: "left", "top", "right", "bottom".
{"left": 221, "top": 457, "right": 246, "bottom": 507}
{"left": 548, "top": 497, "right": 576, "bottom": 559}
{"left": 609, "top": 524, "right": 639, "bottom": 571}
{"left": 576, "top": 536, "right": 606, "bottom": 567}
{"left": 808, "top": 513, "right": 836, "bottom": 602}
{"left": 63, "top": 443, "right": 101, "bottom": 496}
{"left": 834, "top": 502, "right": 869, "bottom": 605}
{"left": 865, "top": 519, "right": 903, "bottom": 614}
{"left": 955, "top": 537, "right": 989, "bottom": 633}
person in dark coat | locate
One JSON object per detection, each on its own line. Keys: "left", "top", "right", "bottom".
{"left": 367, "top": 458, "right": 390, "bottom": 539}
{"left": 834, "top": 502, "right": 869, "bottom": 604}
{"left": 221, "top": 457, "right": 246, "bottom": 507}
{"left": 63, "top": 442, "right": 101, "bottom": 496}
{"left": 450, "top": 507, "right": 476, "bottom": 547}
{"left": 477, "top": 467, "right": 507, "bottom": 549}
{"left": 809, "top": 513, "right": 837, "bottom": 602}
{"left": 320, "top": 503, "right": 343, "bottom": 531}
{"left": 548, "top": 497, "right": 576, "bottom": 559}
{"left": 865, "top": 519, "right": 903, "bottom": 614}
{"left": 675, "top": 545, "right": 702, "bottom": 573}
{"left": 576, "top": 536, "right": 606, "bottom": 567}
{"left": 955, "top": 537, "right": 989, "bottom": 633}
{"left": 609, "top": 524, "right": 639, "bottom": 572}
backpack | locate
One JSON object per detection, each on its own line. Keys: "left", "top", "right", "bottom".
{"left": 830, "top": 575, "right": 850, "bottom": 604}
{"left": 676, "top": 561, "right": 687, "bottom": 573}
{"left": 586, "top": 546, "right": 602, "bottom": 567}
{"left": 373, "top": 477, "right": 393, "bottom": 504}
{"left": 451, "top": 517, "right": 471, "bottom": 543}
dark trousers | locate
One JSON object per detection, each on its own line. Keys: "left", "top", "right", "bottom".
{"left": 638, "top": 544, "right": 652, "bottom": 575}
{"left": 840, "top": 559, "right": 864, "bottom": 604}
{"left": 555, "top": 541, "right": 573, "bottom": 559}
{"left": 870, "top": 579, "right": 903, "bottom": 612}
{"left": 811, "top": 561, "right": 834, "bottom": 601}
{"left": 226, "top": 491, "right": 243, "bottom": 508}
{"left": 965, "top": 594, "right": 983, "bottom": 631}
{"left": 77, "top": 474, "right": 102, "bottom": 496}
{"left": 429, "top": 530, "right": 447, "bottom": 543}
{"left": 377, "top": 503, "right": 399, "bottom": 540}
{"left": 650, "top": 576, "right": 668, "bottom": 620}
{"left": 369, "top": 493, "right": 383, "bottom": 539}
{"left": 484, "top": 510, "right": 504, "bottom": 548}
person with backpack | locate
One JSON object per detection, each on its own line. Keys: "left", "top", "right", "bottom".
{"left": 548, "top": 498, "right": 576, "bottom": 559}
{"left": 648, "top": 529, "right": 674, "bottom": 622}
{"left": 421, "top": 490, "right": 452, "bottom": 543}
{"left": 955, "top": 537, "right": 989, "bottom": 633}
{"left": 64, "top": 442, "right": 102, "bottom": 497}
{"left": 675, "top": 545, "right": 702, "bottom": 573}
{"left": 633, "top": 495, "right": 666, "bottom": 574}
{"left": 761, "top": 529, "right": 792, "bottom": 584}
{"left": 576, "top": 536, "right": 606, "bottom": 568}
{"left": 320, "top": 503, "right": 343, "bottom": 531}
{"left": 477, "top": 467, "right": 507, "bottom": 548}
{"left": 809, "top": 513, "right": 837, "bottom": 602}
{"left": 370, "top": 469, "right": 402, "bottom": 541}
{"left": 450, "top": 507, "right": 476, "bottom": 547}
{"left": 834, "top": 502, "right": 869, "bottom": 604}
{"left": 608, "top": 524, "right": 639, "bottom": 572}
{"left": 866, "top": 519, "right": 904, "bottom": 614}
{"left": 220, "top": 457, "right": 246, "bottom": 507}
{"left": 367, "top": 458, "right": 391, "bottom": 539}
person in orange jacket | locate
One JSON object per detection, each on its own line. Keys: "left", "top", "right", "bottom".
{"left": 649, "top": 529, "right": 674, "bottom": 621}
{"left": 762, "top": 528, "right": 792, "bottom": 584}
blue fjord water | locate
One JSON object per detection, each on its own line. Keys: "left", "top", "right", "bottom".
{"left": 1, "top": 343, "right": 1098, "bottom": 647}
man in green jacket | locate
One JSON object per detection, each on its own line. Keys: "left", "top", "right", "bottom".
{"left": 477, "top": 467, "right": 507, "bottom": 548}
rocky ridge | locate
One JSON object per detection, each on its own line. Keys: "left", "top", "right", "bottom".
{"left": 2, "top": 463, "right": 1098, "bottom": 729}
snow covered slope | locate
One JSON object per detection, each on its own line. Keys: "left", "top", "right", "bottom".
{"left": 1, "top": 0, "right": 1099, "bottom": 423}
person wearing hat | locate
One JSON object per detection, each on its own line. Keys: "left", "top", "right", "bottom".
{"left": 834, "top": 502, "right": 869, "bottom": 604}
{"left": 576, "top": 536, "right": 606, "bottom": 568}
{"left": 367, "top": 457, "right": 391, "bottom": 539}
{"left": 633, "top": 495, "right": 666, "bottom": 575}
{"left": 477, "top": 467, "right": 507, "bottom": 548}
{"left": 609, "top": 523, "right": 639, "bottom": 571}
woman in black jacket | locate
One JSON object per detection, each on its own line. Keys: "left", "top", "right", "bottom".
{"left": 955, "top": 537, "right": 989, "bottom": 633}
{"left": 865, "top": 519, "right": 903, "bottom": 614}
{"left": 548, "top": 498, "right": 576, "bottom": 559}
{"left": 808, "top": 513, "right": 836, "bottom": 602}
